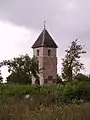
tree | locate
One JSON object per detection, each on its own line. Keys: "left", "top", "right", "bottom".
{"left": 62, "top": 39, "right": 86, "bottom": 81}
{"left": 75, "top": 73, "right": 89, "bottom": 82}
{"left": 56, "top": 74, "right": 62, "bottom": 84}
{"left": 0, "top": 70, "right": 3, "bottom": 83}
{"left": 3, "top": 54, "right": 38, "bottom": 84}
{"left": 0, "top": 62, "right": 3, "bottom": 83}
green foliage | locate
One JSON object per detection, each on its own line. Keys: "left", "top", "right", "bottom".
{"left": 0, "top": 81, "right": 90, "bottom": 119}
{"left": 6, "top": 72, "right": 30, "bottom": 84}
{"left": 3, "top": 54, "right": 38, "bottom": 84}
{"left": 0, "top": 70, "right": 3, "bottom": 83}
{"left": 56, "top": 74, "right": 62, "bottom": 84}
{"left": 75, "top": 73, "right": 90, "bottom": 82}
{"left": 0, "top": 63, "right": 3, "bottom": 83}
{"left": 0, "top": 80, "right": 90, "bottom": 103}
{"left": 62, "top": 39, "right": 86, "bottom": 81}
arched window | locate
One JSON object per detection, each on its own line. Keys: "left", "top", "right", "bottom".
{"left": 37, "top": 50, "right": 39, "bottom": 56}
{"left": 48, "top": 50, "right": 51, "bottom": 56}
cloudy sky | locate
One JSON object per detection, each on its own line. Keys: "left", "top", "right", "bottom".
{"left": 0, "top": 0, "right": 90, "bottom": 79}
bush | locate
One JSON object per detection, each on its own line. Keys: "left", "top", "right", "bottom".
{"left": 0, "top": 80, "right": 90, "bottom": 103}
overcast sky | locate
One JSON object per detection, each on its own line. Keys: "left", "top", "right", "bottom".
{"left": 0, "top": 0, "right": 90, "bottom": 79}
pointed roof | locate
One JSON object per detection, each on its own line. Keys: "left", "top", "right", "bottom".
{"left": 32, "top": 28, "right": 58, "bottom": 48}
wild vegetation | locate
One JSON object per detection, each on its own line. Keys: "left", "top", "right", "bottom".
{"left": 0, "top": 54, "right": 38, "bottom": 84}
{"left": 0, "top": 40, "right": 89, "bottom": 119}
{"left": 0, "top": 97, "right": 90, "bottom": 120}
{"left": 0, "top": 79, "right": 90, "bottom": 119}
{"left": 0, "top": 78, "right": 90, "bottom": 103}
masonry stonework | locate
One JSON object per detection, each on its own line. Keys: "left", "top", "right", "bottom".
{"left": 32, "top": 28, "right": 58, "bottom": 85}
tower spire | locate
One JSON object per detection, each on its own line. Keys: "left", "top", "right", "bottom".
{"left": 44, "top": 21, "right": 46, "bottom": 29}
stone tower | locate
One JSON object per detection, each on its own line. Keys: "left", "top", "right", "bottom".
{"left": 32, "top": 27, "right": 58, "bottom": 85}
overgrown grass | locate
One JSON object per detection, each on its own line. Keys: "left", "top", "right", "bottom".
{"left": 0, "top": 96, "right": 90, "bottom": 120}
{"left": 0, "top": 80, "right": 90, "bottom": 119}
{"left": 0, "top": 80, "right": 90, "bottom": 103}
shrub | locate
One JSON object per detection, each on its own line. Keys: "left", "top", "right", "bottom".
{"left": 0, "top": 81, "right": 90, "bottom": 103}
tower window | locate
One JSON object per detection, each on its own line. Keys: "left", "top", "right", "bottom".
{"left": 37, "top": 60, "right": 39, "bottom": 72}
{"left": 37, "top": 50, "right": 39, "bottom": 56}
{"left": 48, "top": 50, "right": 51, "bottom": 56}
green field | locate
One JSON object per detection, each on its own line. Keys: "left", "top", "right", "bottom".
{"left": 0, "top": 81, "right": 90, "bottom": 120}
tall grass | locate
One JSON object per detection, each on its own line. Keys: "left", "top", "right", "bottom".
{"left": 0, "top": 96, "right": 90, "bottom": 120}
{"left": 0, "top": 81, "right": 90, "bottom": 120}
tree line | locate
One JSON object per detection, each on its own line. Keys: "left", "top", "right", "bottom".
{"left": 0, "top": 39, "right": 88, "bottom": 84}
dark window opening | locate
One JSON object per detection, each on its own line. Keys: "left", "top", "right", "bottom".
{"left": 37, "top": 50, "right": 39, "bottom": 56}
{"left": 37, "top": 60, "right": 39, "bottom": 72}
{"left": 48, "top": 50, "right": 51, "bottom": 56}
{"left": 48, "top": 76, "right": 53, "bottom": 80}
{"left": 35, "top": 78, "right": 40, "bottom": 85}
{"left": 44, "top": 79, "right": 48, "bottom": 83}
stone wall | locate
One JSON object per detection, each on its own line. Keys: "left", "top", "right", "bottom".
{"left": 32, "top": 47, "right": 57, "bottom": 84}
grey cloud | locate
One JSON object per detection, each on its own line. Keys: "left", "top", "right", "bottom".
{"left": 0, "top": 0, "right": 63, "bottom": 28}
{"left": 0, "top": 0, "right": 90, "bottom": 73}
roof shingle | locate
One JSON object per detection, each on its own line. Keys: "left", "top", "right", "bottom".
{"left": 32, "top": 28, "right": 58, "bottom": 48}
